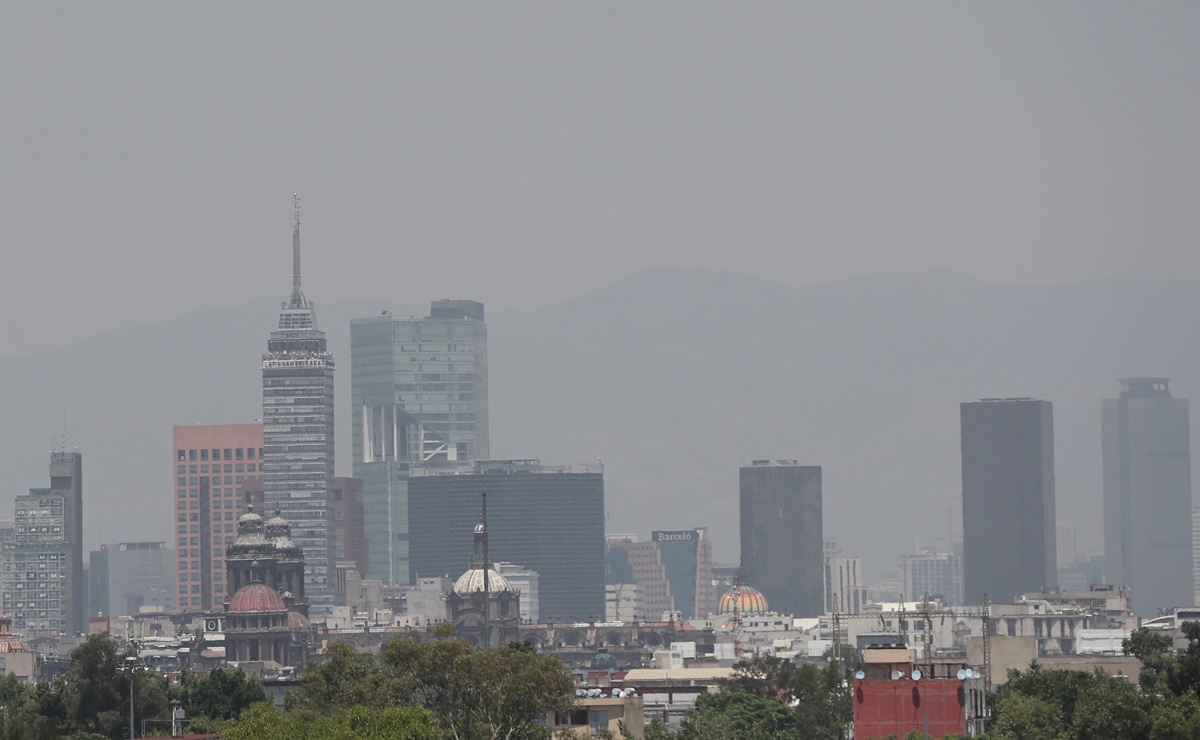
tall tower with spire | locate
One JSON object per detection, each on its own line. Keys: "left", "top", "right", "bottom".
{"left": 262, "top": 195, "right": 336, "bottom": 618}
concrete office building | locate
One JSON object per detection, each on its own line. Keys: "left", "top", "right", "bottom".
{"left": 351, "top": 300, "right": 488, "bottom": 585}
{"left": 262, "top": 199, "right": 336, "bottom": 616}
{"left": 1, "top": 450, "right": 85, "bottom": 636}
{"left": 900, "top": 547, "right": 964, "bottom": 607}
{"left": 89, "top": 542, "right": 174, "bottom": 619}
{"left": 607, "top": 535, "right": 673, "bottom": 621}
{"left": 739, "top": 460, "right": 824, "bottom": 618}
{"left": 1103, "top": 378, "right": 1193, "bottom": 615}
{"left": 173, "top": 424, "right": 263, "bottom": 612}
{"left": 651, "top": 529, "right": 716, "bottom": 620}
{"left": 961, "top": 398, "right": 1057, "bottom": 605}
{"left": 408, "top": 460, "right": 603, "bottom": 622}
{"left": 825, "top": 542, "right": 868, "bottom": 615}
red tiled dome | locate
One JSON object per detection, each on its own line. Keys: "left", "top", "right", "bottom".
{"left": 228, "top": 583, "right": 286, "bottom": 613}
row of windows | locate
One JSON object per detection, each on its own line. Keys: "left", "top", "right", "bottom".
{"left": 178, "top": 487, "right": 244, "bottom": 499}
{"left": 178, "top": 499, "right": 238, "bottom": 511}
{"left": 179, "top": 476, "right": 247, "bottom": 487}
{"left": 176, "top": 463, "right": 258, "bottom": 474}
{"left": 177, "top": 512, "right": 242, "bottom": 522}
{"left": 177, "top": 447, "right": 261, "bottom": 462}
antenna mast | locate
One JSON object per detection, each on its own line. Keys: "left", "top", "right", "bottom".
{"left": 482, "top": 490, "right": 490, "bottom": 651}
{"left": 290, "top": 193, "right": 306, "bottom": 308}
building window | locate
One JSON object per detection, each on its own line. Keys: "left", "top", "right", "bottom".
{"left": 177, "top": 450, "right": 186, "bottom": 461}
{"left": 200, "top": 450, "right": 208, "bottom": 461}
{"left": 189, "top": 450, "right": 197, "bottom": 461}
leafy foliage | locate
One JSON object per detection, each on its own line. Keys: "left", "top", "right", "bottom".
{"left": 219, "top": 702, "right": 442, "bottom": 740}
{"left": 173, "top": 666, "right": 269, "bottom": 721}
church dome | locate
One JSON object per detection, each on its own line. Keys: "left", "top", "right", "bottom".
{"left": 265, "top": 510, "right": 299, "bottom": 553}
{"left": 287, "top": 611, "right": 313, "bottom": 633}
{"left": 232, "top": 506, "right": 269, "bottom": 548}
{"left": 717, "top": 585, "right": 770, "bottom": 615}
{"left": 229, "top": 583, "right": 286, "bottom": 613}
{"left": 453, "top": 568, "right": 513, "bottom": 596}
{"left": 265, "top": 511, "right": 289, "bottom": 537}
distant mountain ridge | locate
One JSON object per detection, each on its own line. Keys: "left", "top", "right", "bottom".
{"left": 2, "top": 267, "right": 1197, "bottom": 578}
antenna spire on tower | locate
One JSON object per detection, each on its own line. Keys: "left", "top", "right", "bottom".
{"left": 290, "top": 193, "right": 307, "bottom": 308}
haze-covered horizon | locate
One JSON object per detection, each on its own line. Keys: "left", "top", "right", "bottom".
{"left": 3, "top": 3, "right": 1199, "bottom": 356}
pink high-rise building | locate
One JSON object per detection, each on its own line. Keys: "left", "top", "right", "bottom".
{"left": 173, "top": 424, "right": 263, "bottom": 613}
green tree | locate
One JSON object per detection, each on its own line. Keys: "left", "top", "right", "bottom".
{"left": 680, "top": 692, "right": 799, "bottom": 739}
{"left": 53, "top": 634, "right": 169, "bottom": 739}
{"left": 175, "top": 667, "right": 268, "bottom": 721}
{"left": 1149, "top": 692, "right": 1200, "bottom": 740}
{"left": 219, "top": 702, "right": 442, "bottom": 740}
{"left": 382, "top": 635, "right": 575, "bottom": 739}
{"left": 287, "top": 641, "right": 394, "bottom": 712}
{"left": 642, "top": 717, "right": 677, "bottom": 739}
{"left": 989, "top": 693, "right": 1062, "bottom": 740}
{"left": 720, "top": 654, "right": 796, "bottom": 700}
{"left": 1069, "top": 675, "right": 1150, "bottom": 740}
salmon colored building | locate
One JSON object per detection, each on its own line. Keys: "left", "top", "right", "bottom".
{"left": 173, "top": 424, "right": 263, "bottom": 613}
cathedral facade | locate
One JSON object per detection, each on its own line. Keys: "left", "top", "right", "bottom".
{"left": 222, "top": 506, "right": 314, "bottom": 670}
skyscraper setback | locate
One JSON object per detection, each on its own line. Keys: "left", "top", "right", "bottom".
{"left": 961, "top": 398, "right": 1057, "bottom": 605}
{"left": 739, "top": 460, "right": 824, "bottom": 618}
{"left": 350, "top": 300, "right": 488, "bottom": 584}
{"left": 1103, "top": 378, "right": 1193, "bottom": 616}
{"left": 262, "top": 198, "right": 336, "bottom": 615}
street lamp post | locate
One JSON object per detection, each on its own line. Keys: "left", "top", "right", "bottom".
{"left": 120, "top": 655, "right": 148, "bottom": 739}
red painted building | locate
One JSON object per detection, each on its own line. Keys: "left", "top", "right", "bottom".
{"left": 852, "top": 647, "right": 987, "bottom": 738}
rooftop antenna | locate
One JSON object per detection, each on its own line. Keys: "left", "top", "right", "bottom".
{"left": 482, "top": 490, "right": 491, "bottom": 650}
{"left": 289, "top": 193, "right": 307, "bottom": 309}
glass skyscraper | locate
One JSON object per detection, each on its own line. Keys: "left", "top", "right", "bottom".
{"left": 739, "top": 460, "right": 825, "bottom": 618}
{"left": 1103, "top": 378, "right": 1192, "bottom": 616}
{"left": 262, "top": 202, "right": 335, "bottom": 616}
{"left": 350, "top": 300, "right": 488, "bottom": 585}
{"left": 651, "top": 528, "right": 715, "bottom": 619}
{"left": 407, "top": 460, "right": 604, "bottom": 621}
{"left": 961, "top": 398, "right": 1056, "bottom": 605}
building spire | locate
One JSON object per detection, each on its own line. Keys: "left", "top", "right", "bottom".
{"left": 290, "top": 193, "right": 307, "bottom": 309}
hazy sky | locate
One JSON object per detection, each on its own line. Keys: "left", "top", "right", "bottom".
{"left": 2, "top": 3, "right": 1198, "bottom": 355}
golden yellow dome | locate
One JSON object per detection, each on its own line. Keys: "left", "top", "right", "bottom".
{"left": 717, "top": 585, "right": 769, "bottom": 615}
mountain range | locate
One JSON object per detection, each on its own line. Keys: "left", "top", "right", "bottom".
{"left": 2, "top": 267, "right": 1197, "bottom": 579}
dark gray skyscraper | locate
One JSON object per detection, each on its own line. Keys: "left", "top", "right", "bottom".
{"left": 262, "top": 197, "right": 335, "bottom": 616}
{"left": 350, "top": 300, "right": 488, "bottom": 585}
{"left": 408, "top": 460, "right": 603, "bottom": 621}
{"left": 739, "top": 460, "right": 824, "bottom": 618}
{"left": 961, "top": 398, "right": 1056, "bottom": 605}
{"left": 1103, "top": 378, "right": 1192, "bottom": 616}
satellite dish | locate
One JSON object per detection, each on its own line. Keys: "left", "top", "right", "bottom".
{"left": 891, "top": 670, "right": 904, "bottom": 680}
{"left": 965, "top": 668, "right": 975, "bottom": 678}
{"left": 957, "top": 669, "right": 968, "bottom": 680}
{"left": 612, "top": 689, "right": 620, "bottom": 697}
{"left": 855, "top": 670, "right": 866, "bottom": 680}
{"left": 911, "top": 669, "right": 922, "bottom": 680}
